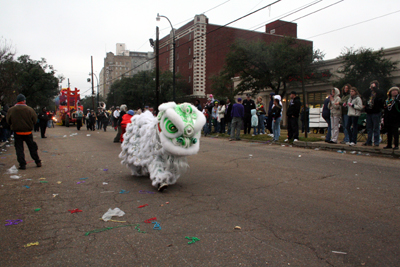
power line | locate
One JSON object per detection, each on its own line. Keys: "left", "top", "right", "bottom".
{"left": 307, "top": 9, "right": 400, "bottom": 39}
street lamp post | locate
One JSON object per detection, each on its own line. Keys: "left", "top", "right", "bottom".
{"left": 87, "top": 73, "right": 99, "bottom": 107}
{"left": 156, "top": 13, "right": 175, "bottom": 102}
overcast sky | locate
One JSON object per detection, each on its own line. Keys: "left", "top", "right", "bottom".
{"left": 1, "top": 0, "right": 399, "bottom": 97}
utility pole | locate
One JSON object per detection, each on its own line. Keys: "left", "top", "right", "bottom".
{"left": 68, "top": 78, "right": 70, "bottom": 88}
{"left": 155, "top": 26, "right": 160, "bottom": 114}
{"left": 300, "top": 60, "right": 308, "bottom": 138}
{"left": 91, "top": 56, "right": 95, "bottom": 111}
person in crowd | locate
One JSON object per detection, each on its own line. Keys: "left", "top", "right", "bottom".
{"left": 90, "top": 110, "right": 96, "bottom": 131}
{"left": 328, "top": 88, "right": 342, "bottom": 144}
{"left": 322, "top": 90, "right": 332, "bottom": 143}
{"left": 96, "top": 107, "right": 103, "bottom": 130}
{"left": 383, "top": 86, "right": 400, "bottom": 149}
{"left": 271, "top": 98, "right": 282, "bottom": 142}
{"left": 76, "top": 107, "right": 83, "bottom": 130}
{"left": 101, "top": 109, "right": 109, "bottom": 131}
{"left": 225, "top": 98, "right": 232, "bottom": 136}
{"left": 345, "top": 87, "right": 363, "bottom": 146}
{"left": 113, "top": 106, "right": 120, "bottom": 131}
{"left": 34, "top": 111, "right": 40, "bottom": 132}
{"left": 218, "top": 100, "right": 226, "bottom": 134}
{"left": 300, "top": 104, "right": 310, "bottom": 134}
{"left": 285, "top": 91, "right": 301, "bottom": 142}
{"left": 251, "top": 109, "right": 258, "bottom": 136}
{"left": 267, "top": 93, "right": 275, "bottom": 135}
{"left": 230, "top": 98, "right": 244, "bottom": 141}
{"left": 114, "top": 104, "right": 126, "bottom": 143}
{"left": 0, "top": 105, "right": 11, "bottom": 143}
{"left": 202, "top": 104, "right": 211, "bottom": 136}
{"left": 120, "top": 109, "right": 134, "bottom": 142}
{"left": 340, "top": 84, "right": 351, "bottom": 144}
{"left": 362, "top": 80, "right": 385, "bottom": 146}
{"left": 204, "top": 95, "right": 214, "bottom": 135}
{"left": 6, "top": 94, "right": 41, "bottom": 169}
{"left": 256, "top": 96, "right": 266, "bottom": 135}
{"left": 211, "top": 101, "right": 219, "bottom": 133}
{"left": 38, "top": 107, "right": 49, "bottom": 138}
{"left": 270, "top": 95, "right": 282, "bottom": 138}
{"left": 136, "top": 108, "right": 142, "bottom": 115}
{"left": 242, "top": 94, "right": 256, "bottom": 135}
{"left": 86, "top": 109, "right": 91, "bottom": 130}
{"left": 195, "top": 99, "right": 202, "bottom": 111}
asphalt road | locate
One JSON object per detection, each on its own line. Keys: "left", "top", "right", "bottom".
{"left": 0, "top": 125, "right": 399, "bottom": 267}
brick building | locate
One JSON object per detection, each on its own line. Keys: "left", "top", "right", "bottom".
{"left": 159, "top": 14, "right": 312, "bottom": 100}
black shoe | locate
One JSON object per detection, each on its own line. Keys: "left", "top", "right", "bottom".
{"left": 328, "top": 141, "right": 337, "bottom": 144}
{"left": 19, "top": 165, "right": 26, "bottom": 170}
{"left": 383, "top": 146, "right": 392, "bottom": 149}
{"left": 36, "top": 162, "right": 42, "bottom": 167}
{"left": 394, "top": 147, "right": 399, "bottom": 150}
{"left": 362, "top": 143, "right": 372, "bottom": 146}
{"left": 373, "top": 144, "right": 380, "bottom": 147}
{"left": 158, "top": 183, "right": 168, "bottom": 192}
{"left": 42, "top": 136, "right": 47, "bottom": 138}
{"left": 324, "top": 140, "right": 330, "bottom": 143}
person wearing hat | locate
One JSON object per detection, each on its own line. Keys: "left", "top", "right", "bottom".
{"left": 112, "top": 106, "right": 120, "bottom": 130}
{"left": 383, "top": 86, "right": 400, "bottom": 149}
{"left": 211, "top": 100, "right": 220, "bottom": 133}
{"left": 114, "top": 104, "right": 127, "bottom": 142}
{"left": 6, "top": 94, "right": 42, "bottom": 169}
{"left": 242, "top": 94, "right": 256, "bottom": 135}
{"left": 229, "top": 98, "right": 245, "bottom": 141}
{"left": 362, "top": 80, "right": 385, "bottom": 146}
{"left": 285, "top": 91, "right": 301, "bottom": 142}
{"left": 85, "top": 109, "right": 91, "bottom": 130}
{"left": 76, "top": 107, "right": 83, "bottom": 130}
{"left": 38, "top": 107, "right": 49, "bottom": 138}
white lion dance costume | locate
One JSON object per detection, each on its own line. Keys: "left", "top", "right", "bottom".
{"left": 119, "top": 102, "right": 206, "bottom": 191}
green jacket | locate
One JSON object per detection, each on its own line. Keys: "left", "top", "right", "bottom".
{"left": 340, "top": 93, "right": 350, "bottom": 115}
{"left": 6, "top": 104, "right": 37, "bottom": 133}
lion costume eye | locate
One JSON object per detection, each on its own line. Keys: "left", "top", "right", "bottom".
{"left": 164, "top": 119, "right": 178, "bottom": 134}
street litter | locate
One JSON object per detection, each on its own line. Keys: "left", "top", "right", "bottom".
{"left": 353, "top": 161, "right": 357, "bottom": 164}
{"left": 103, "top": 182, "right": 108, "bottom": 185}
{"left": 63, "top": 135, "right": 67, "bottom": 138}
{"left": 119, "top": 189, "right": 129, "bottom": 194}
{"left": 85, "top": 224, "right": 137, "bottom": 236}
{"left": 298, "top": 155, "right": 301, "bottom": 157}
{"left": 332, "top": 251, "right": 347, "bottom": 255}
{"left": 337, "top": 150, "right": 343, "bottom": 153}
{"left": 185, "top": 236, "right": 200, "bottom": 244}
{"left": 103, "top": 169, "right": 108, "bottom": 171}
{"left": 102, "top": 208, "right": 125, "bottom": 221}
{"left": 139, "top": 190, "right": 155, "bottom": 194}
{"left": 77, "top": 181, "right": 85, "bottom": 184}
{"left": 40, "top": 181, "right": 48, "bottom": 183}
{"left": 144, "top": 217, "right": 157, "bottom": 223}
{"left": 80, "top": 177, "right": 88, "bottom": 180}
{"left": 53, "top": 194, "right": 58, "bottom": 197}
{"left": 234, "top": 226, "right": 242, "bottom": 230}
{"left": 314, "top": 148, "right": 320, "bottom": 151}
{"left": 23, "top": 185, "right": 30, "bottom": 189}
{"left": 39, "top": 178, "right": 46, "bottom": 180}
{"left": 10, "top": 175, "right": 21, "bottom": 179}
{"left": 5, "top": 219, "right": 23, "bottom": 226}
{"left": 100, "top": 191, "right": 114, "bottom": 193}
{"left": 152, "top": 221, "right": 161, "bottom": 230}
{"left": 68, "top": 209, "right": 82, "bottom": 214}
{"left": 6, "top": 165, "right": 18, "bottom": 174}
{"left": 135, "top": 224, "right": 146, "bottom": 233}
{"left": 249, "top": 154, "right": 253, "bottom": 157}
{"left": 34, "top": 208, "right": 41, "bottom": 212}
{"left": 138, "top": 204, "right": 148, "bottom": 208}
{"left": 86, "top": 134, "right": 91, "bottom": 136}
{"left": 57, "top": 181, "right": 62, "bottom": 184}
{"left": 100, "top": 218, "right": 126, "bottom": 223}
{"left": 24, "top": 242, "right": 39, "bottom": 248}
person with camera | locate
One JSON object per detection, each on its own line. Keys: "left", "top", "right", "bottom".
{"left": 383, "top": 87, "right": 400, "bottom": 149}
{"left": 362, "top": 80, "right": 385, "bottom": 147}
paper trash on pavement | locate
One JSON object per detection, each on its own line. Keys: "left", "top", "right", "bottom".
{"left": 102, "top": 208, "right": 125, "bottom": 221}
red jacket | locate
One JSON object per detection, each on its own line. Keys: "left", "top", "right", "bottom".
{"left": 121, "top": 114, "right": 133, "bottom": 127}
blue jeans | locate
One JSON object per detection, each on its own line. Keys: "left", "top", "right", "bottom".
{"left": 323, "top": 116, "right": 331, "bottom": 141}
{"left": 366, "top": 113, "right": 381, "bottom": 145}
{"left": 252, "top": 126, "right": 257, "bottom": 135}
{"left": 257, "top": 114, "right": 265, "bottom": 134}
{"left": 212, "top": 118, "right": 220, "bottom": 133}
{"left": 203, "top": 121, "right": 210, "bottom": 135}
{"left": 347, "top": 116, "right": 359, "bottom": 144}
{"left": 273, "top": 117, "right": 281, "bottom": 141}
{"left": 342, "top": 114, "right": 349, "bottom": 142}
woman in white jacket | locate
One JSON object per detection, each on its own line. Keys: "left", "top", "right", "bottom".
{"left": 345, "top": 87, "right": 363, "bottom": 146}
{"left": 328, "top": 88, "right": 342, "bottom": 143}
{"left": 217, "top": 100, "right": 226, "bottom": 134}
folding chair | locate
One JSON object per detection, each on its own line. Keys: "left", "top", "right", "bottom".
{"left": 357, "top": 113, "right": 367, "bottom": 142}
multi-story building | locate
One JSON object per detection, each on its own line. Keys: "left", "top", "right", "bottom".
{"left": 100, "top": 44, "right": 154, "bottom": 97}
{"left": 159, "top": 14, "right": 311, "bottom": 99}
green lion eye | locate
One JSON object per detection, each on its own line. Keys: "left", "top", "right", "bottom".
{"left": 165, "top": 119, "right": 178, "bottom": 134}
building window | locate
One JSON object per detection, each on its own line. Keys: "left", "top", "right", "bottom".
{"left": 189, "top": 47, "right": 191, "bottom": 55}
{"left": 189, "top": 62, "right": 192, "bottom": 69}
{"left": 189, "top": 76, "right": 191, "bottom": 83}
{"left": 177, "top": 53, "right": 179, "bottom": 60}
{"left": 177, "top": 66, "right": 179, "bottom": 72}
{"left": 166, "top": 58, "right": 168, "bottom": 64}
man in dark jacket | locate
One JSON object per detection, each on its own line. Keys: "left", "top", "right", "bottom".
{"left": 38, "top": 107, "right": 49, "bottom": 138}
{"left": 362, "top": 80, "right": 385, "bottom": 146}
{"left": 322, "top": 91, "right": 332, "bottom": 142}
{"left": 194, "top": 99, "right": 202, "bottom": 111}
{"left": 6, "top": 94, "right": 41, "bottom": 169}
{"left": 267, "top": 92, "right": 275, "bottom": 135}
{"left": 286, "top": 91, "right": 301, "bottom": 141}
{"left": 242, "top": 94, "right": 256, "bottom": 134}
{"left": 225, "top": 98, "right": 232, "bottom": 135}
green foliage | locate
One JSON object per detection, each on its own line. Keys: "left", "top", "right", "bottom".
{"left": 0, "top": 39, "right": 61, "bottom": 110}
{"left": 335, "top": 47, "right": 398, "bottom": 94}
{"left": 106, "top": 70, "right": 189, "bottom": 110}
{"left": 213, "top": 37, "right": 326, "bottom": 98}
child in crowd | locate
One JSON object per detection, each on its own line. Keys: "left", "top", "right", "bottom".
{"left": 271, "top": 98, "right": 282, "bottom": 142}
{"left": 251, "top": 109, "right": 258, "bottom": 136}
